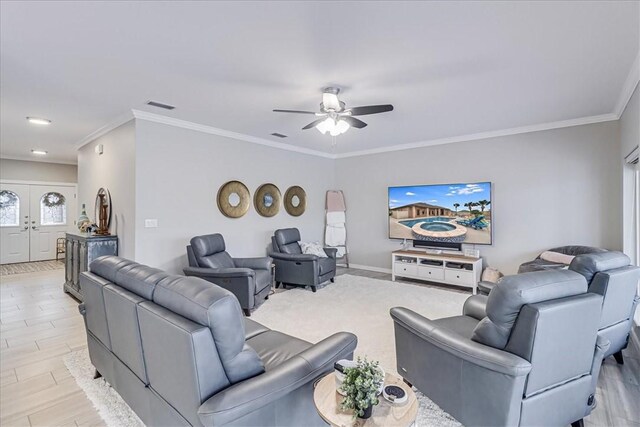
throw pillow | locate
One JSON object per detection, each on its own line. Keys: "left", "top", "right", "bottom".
{"left": 481, "top": 267, "right": 503, "bottom": 283}
{"left": 298, "top": 241, "right": 328, "bottom": 258}
{"left": 540, "top": 251, "right": 575, "bottom": 265}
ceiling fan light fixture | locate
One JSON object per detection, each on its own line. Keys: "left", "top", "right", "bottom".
{"left": 316, "top": 117, "right": 334, "bottom": 134}
{"left": 316, "top": 117, "right": 350, "bottom": 136}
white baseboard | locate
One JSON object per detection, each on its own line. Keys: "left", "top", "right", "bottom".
{"left": 348, "top": 263, "right": 392, "bottom": 274}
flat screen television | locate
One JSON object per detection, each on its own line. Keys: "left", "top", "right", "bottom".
{"left": 388, "top": 182, "right": 492, "bottom": 245}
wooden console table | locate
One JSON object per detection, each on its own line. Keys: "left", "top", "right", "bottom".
{"left": 63, "top": 233, "right": 118, "bottom": 301}
{"left": 391, "top": 250, "right": 482, "bottom": 294}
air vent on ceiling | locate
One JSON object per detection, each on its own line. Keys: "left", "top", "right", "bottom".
{"left": 270, "top": 133, "right": 288, "bottom": 138}
{"left": 146, "top": 101, "right": 175, "bottom": 110}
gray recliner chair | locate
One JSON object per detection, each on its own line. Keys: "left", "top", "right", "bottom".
{"left": 184, "top": 234, "right": 272, "bottom": 316}
{"left": 269, "top": 228, "right": 337, "bottom": 292}
{"left": 569, "top": 251, "right": 640, "bottom": 364}
{"left": 391, "top": 269, "right": 609, "bottom": 427}
{"left": 518, "top": 245, "right": 606, "bottom": 273}
{"left": 80, "top": 256, "right": 357, "bottom": 426}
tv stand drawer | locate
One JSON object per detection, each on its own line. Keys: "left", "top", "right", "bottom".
{"left": 418, "top": 265, "right": 445, "bottom": 281}
{"left": 394, "top": 262, "right": 418, "bottom": 277}
{"left": 444, "top": 269, "right": 474, "bottom": 285}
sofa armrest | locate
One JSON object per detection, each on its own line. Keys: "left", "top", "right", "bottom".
{"left": 390, "top": 307, "right": 531, "bottom": 377}
{"left": 183, "top": 266, "right": 255, "bottom": 278}
{"left": 268, "top": 252, "right": 318, "bottom": 262}
{"left": 323, "top": 247, "right": 338, "bottom": 259}
{"left": 234, "top": 257, "right": 273, "bottom": 271}
{"left": 198, "top": 332, "right": 357, "bottom": 426}
{"left": 463, "top": 295, "right": 488, "bottom": 320}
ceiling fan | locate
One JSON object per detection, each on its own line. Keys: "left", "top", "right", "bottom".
{"left": 273, "top": 87, "right": 393, "bottom": 136}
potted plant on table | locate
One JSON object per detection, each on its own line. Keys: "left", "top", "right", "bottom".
{"left": 339, "top": 357, "right": 385, "bottom": 420}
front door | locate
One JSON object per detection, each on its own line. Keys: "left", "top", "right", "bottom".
{"left": 29, "top": 185, "right": 76, "bottom": 262}
{"left": 0, "top": 183, "right": 31, "bottom": 264}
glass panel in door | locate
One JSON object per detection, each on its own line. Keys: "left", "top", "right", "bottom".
{"left": 0, "top": 184, "right": 30, "bottom": 264}
{"left": 29, "top": 185, "right": 76, "bottom": 262}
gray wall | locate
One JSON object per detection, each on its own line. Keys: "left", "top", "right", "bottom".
{"left": 335, "top": 121, "right": 621, "bottom": 274}
{"left": 77, "top": 121, "right": 136, "bottom": 259}
{"left": 134, "top": 120, "right": 335, "bottom": 273}
{"left": 0, "top": 159, "right": 77, "bottom": 183}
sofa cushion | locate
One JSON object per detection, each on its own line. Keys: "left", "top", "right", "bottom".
{"left": 244, "top": 318, "right": 270, "bottom": 340}
{"left": 191, "top": 234, "right": 236, "bottom": 269}
{"left": 472, "top": 269, "right": 587, "bottom": 349}
{"left": 153, "top": 275, "right": 265, "bottom": 384}
{"left": 569, "top": 251, "right": 631, "bottom": 283}
{"left": 275, "top": 228, "right": 303, "bottom": 255}
{"left": 254, "top": 270, "right": 272, "bottom": 294}
{"left": 90, "top": 256, "right": 137, "bottom": 283}
{"left": 318, "top": 257, "right": 335, "bottom": 275}
{"left": 433, "top": 315, "right": 479, "bottom": 339}
{"left": 246, "top": 330, "right": 311, "bottom": 371}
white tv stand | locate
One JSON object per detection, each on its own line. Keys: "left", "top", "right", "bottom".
{"left": 391, "top": 250, "right": 483, "bottom": 294}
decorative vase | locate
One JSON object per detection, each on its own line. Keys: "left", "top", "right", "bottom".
{"left": 77, "top": 204, "right": 90, "bottom": 231}
{"left": 360, "top": 404, "right": 374, "bottom": 419}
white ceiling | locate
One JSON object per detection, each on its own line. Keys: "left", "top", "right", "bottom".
{"left": 1, "top": 1, "right": 638, "bottom": 164}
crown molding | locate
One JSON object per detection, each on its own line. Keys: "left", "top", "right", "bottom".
{"left": 0, "top": 155, "right": 78, "bottom": 165}
{"left": 614, "top": 51, "right": 640, "bottom": 118}
{"left": 334, "top": 113, "right": 618, "bottom": 159}
{"left": 131, "top": 109, "right": 335, "bottom": 159}
{"left": 75, "top": 111, "right": 135, "bottom": 149}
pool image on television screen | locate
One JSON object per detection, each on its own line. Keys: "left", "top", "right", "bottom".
{"left": 388, "top": 182, "right": 492, "bottom": 245}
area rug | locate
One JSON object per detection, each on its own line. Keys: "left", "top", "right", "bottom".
{"left": 0, "top": 259, "right": 64, "bottom": 276}
{"left": 64, "top": 274, "right": 466, "bottom": 426}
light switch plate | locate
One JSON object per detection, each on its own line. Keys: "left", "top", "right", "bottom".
{"left": 144, "top": 219, "right": 158, "bottom": 228}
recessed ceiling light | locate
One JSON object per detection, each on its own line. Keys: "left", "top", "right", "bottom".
{"left": 26, "top": 117, "right": 52, "bottom": 125}
{"left": 31, "top": 149, "right": 48, "bottom": 155}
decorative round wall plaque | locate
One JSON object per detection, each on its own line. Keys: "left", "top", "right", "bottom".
{"left": 284, "top": 186, "right": 306, "bottom": 216}
{"left": 254, "top": 183, "right": 281, "bottom": 217}
{"left": 217, "top": 181, "right": 250, "bottom": 218}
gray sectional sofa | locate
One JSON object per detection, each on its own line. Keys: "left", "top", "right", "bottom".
{"left": 79, "top": 256, "right": 357, "bottom": 426}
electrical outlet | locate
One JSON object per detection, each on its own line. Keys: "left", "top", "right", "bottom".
{"left": 144, "top": 219, "right": 158, "bottom": 228}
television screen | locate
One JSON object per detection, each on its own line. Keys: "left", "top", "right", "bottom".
{"left": 388, "top": 182, "right": 492, "bottom": 245}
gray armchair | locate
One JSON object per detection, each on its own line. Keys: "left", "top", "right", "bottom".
{"left": 569, "top": 251, "right": 640, "bottom": 364}
{"left": 184, "top": 234, "right": 272, "bottom": 316}
{"left": 391, "top": 269, "right": 608, "bottom": 427}
{"left": 518, "top": 245, "right": 606, "bottom": 273}
{"left": 269, "top": 228, "right": 336, "bottom": 292}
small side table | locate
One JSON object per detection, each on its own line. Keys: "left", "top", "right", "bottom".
{"left": 313, "top": 372, "right": 418, "bottom": 427}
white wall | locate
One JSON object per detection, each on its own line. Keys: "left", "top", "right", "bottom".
{"left": 335, "top": 121, "right": 621, "bottom": 274}
{"left": 77, "top": 121, "right": 136, "bottom": 259}
{"left": 0, "top": 159, "right": 77, "bottom": 183}
{"left": 134, "top": 120, "right": 335, "bottom": 273}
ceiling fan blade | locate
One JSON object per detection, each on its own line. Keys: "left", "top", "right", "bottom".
{"left": 348, "top": 104, "right": 394, "bottom": 116}
{"left": 341, "top": 116, "right": 368, "bottom": 129}
{"left": 273, "top": 109, "right": 317, "bottom": 115}
{"left": 302, "top": 118, "right": 327, "bottom": 130}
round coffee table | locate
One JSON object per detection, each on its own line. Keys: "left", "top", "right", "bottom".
{"left": 313, "top": 372, "right": 418, "bottom": 427}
